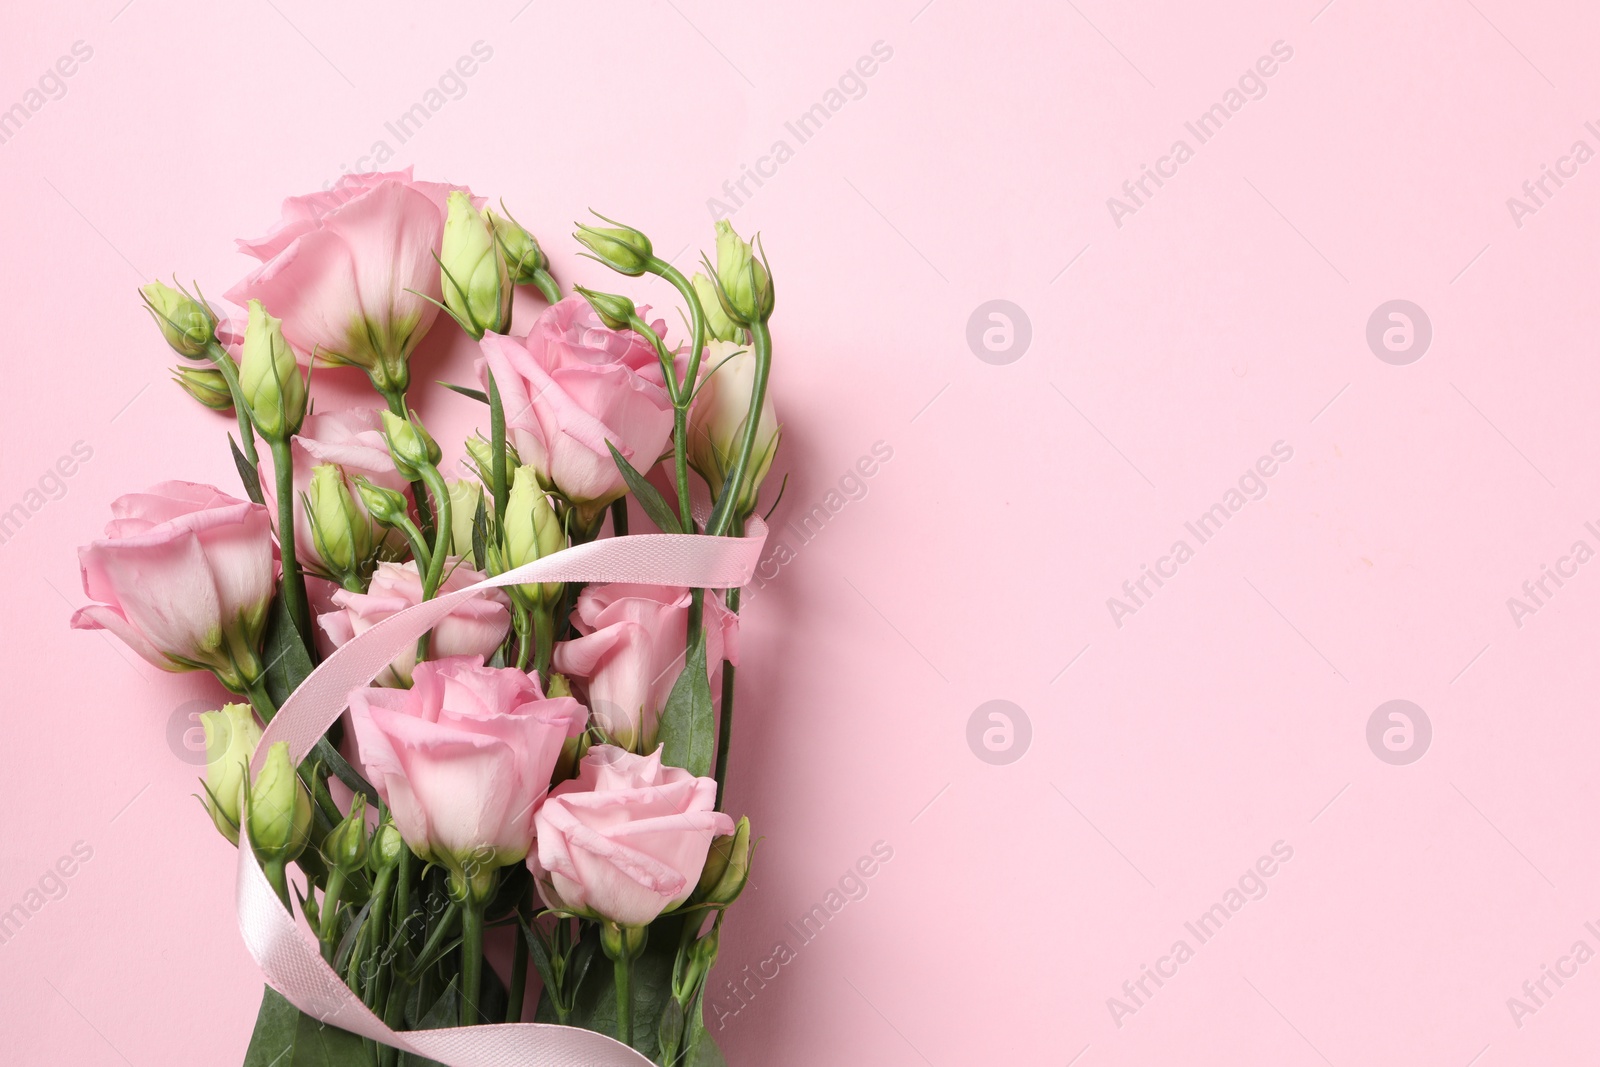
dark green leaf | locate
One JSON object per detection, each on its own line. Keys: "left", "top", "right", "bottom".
{"left": 231, "top": 436, "right": 265, "bottom": 505}
{"left": 657, "top": 636, "right": 713, "bottom": 777}
{"left": 398, "top": 978, "right": 457, "bottom": 1067}
{"left": 605, "top": 440, "right": 681, "bottom": 534}
{"left": 241, "top": 986, "right": 368, "bottom": 1067}
{"left": 536, "top": 916, "right": 684, "bottom": 1059}
{"left": 261, "top": 594, "right": 316, "bottom": 709}
{"left": 439, "top": 382, "right": 489, "bottom": 404}
{"left": 470, "top": 492, "right": 489, "bottom": 573}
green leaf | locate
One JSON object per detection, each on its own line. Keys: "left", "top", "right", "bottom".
{"left": 605, "top": 440, "right": 681, "bottom": 534}
{"left": 241, "top": 986, "right": 368, "bottom": 1067}
{"left": 261, "top": 594, "right": 316, "bottom": 709}
{"left": 536, "top": 916, "right": 684, "bottom": 1059}
{"left": 398, "top": 978, "right": 457, "bottom": 1067}
{"left": 657, "top": 636, "right": 713, "bottom": 777}
{"left": 470, "top": 492, "right": 489, "bottom": 573}
{"left": 439, "top": 381, "right": 489, "bottom": 404}
{"left": 231, "top": 436, "right": 265, "bottom": 506}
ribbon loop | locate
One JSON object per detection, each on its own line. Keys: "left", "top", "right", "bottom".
{"left": 237, "top": 521, "right": 767, "bottom": 1066}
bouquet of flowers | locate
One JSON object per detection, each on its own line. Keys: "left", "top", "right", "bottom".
{"left": 69, "top": 171, "right": 781, "bottom": 1066}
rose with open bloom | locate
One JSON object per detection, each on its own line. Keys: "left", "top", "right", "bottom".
{"left": 348, "top": 656, "right": 586, "bottom": 872}
{"left": 225, "top": 168, "right": 469, "bottom": 397}
{"left": 532, "top": 745, "right": 733, "bottom": 927}
{"left": 552, "top": 584, "right": 739, "bottom": 751}
{"left": 318, "top": 559, "right": 510, "bottom": 686}
{"left": 71, "top": 481, "right": 274, "bottom": 689}
{"left": 260, "top": 409, "right": 410, "bottom": 573}
{"left": 478, "top": 296, "right": 674, "bottom": 524}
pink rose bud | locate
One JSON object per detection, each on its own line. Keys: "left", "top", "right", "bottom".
{"left": 477, "top": 296, "right": 674, "bottom": 527}
{"left": 553, "top": 583, "right": 739, "bottom": 752}
{"left": 71, "top": 481, "right": 275, "bottom": 690}
{"left": 317, "top": 559, "right": 511, "bottom": 687}
{"left": 348, "top": 656, "right": 587, "bottom": 885}
{"left": 531, "top": 745, "right": 735, "bottom": 927}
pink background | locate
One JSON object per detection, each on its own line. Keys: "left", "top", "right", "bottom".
{"left": 2, "top": 0, "right": 1598, "bottom": 1063}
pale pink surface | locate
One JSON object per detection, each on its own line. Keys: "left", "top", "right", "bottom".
{"left": 4, "top": 3, "right": 1600, "bottom": 1065}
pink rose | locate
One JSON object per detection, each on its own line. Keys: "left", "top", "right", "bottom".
{"left": 71, "top": 481, "right": 274, "bottom": 688}
{"left": 349, "top": 656, "right": 587, "bottom": 872}
{"left": 260, "top": 409, "right": 410, "bottom": 572}
{"left": 552, "top": 584, "right": 739, "bottom": 751}
{"left": 478, "top": 296, "right": 674, "bottom": 522}
{"left": 225, "top": 168, "right": 469, "bottom": 396}
{"left": 531, "top": 745, "right": 733, "bottom": 927}
{"left": 318, "top": 559, "right": 511, "bottom": 687}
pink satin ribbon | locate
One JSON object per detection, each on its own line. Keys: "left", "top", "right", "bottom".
{"left": 237, "top": 521, "right": 767, "bottom": 1066}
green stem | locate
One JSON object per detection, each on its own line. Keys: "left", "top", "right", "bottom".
{"left": 263, "top": 858, "right": 291, "bottom": 908}
{"left": 206, "top": 341, "right": 260, "bottom": 469}
{"left": 534, "top": 603, "right": 555, "bottom": 681}
{"left": 714, "top": 583, "right": 742, "bottom": 810}
{"left": 391, "top": 513, "right": 433, "bottom": 575}
{"left": 707, "top": 322, "right": 771, "bottom": 537}
{"left": 319, "top": 868, "right": 347, "bottom": 962}
{"left": 530, "top": 270, "right": 561, "bottom": 304}
{"left": 648, "top": 258, "right": 708, "bottom": 390}
{"left": 511, "top": 599, "right": 533, "bottom": 672}
{"left": 486, "top": 370, "right": 508, "bottom": 526}
{"left": 269, "top": 437, "right": 313, "bottom": 642}
{"left": 414, "top": 464, "right": 454, "bottom": 664}
{"left": 505, "top": 913, "right": 529, "bottom": 1023}
{"left": 610, "top": 497, "right": 629, "bottom": 537}
{"left": 460, "top": 901, "right": 485, "bottom": 1026}
{"left": 408, "top": 899, "right": 461, "bottom": 978}
{"left": 613, "top": 949, "right": 633, "bottom": 1048}
{"left": 418, "top": 466, "right": 453, "bottom": 600}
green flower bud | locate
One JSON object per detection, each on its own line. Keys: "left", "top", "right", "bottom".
{"left": 446, "top": 478, "right": 484, "bottom": 556}
{"left": 692, "top": 816, "right": 752, "bottom": 907}
{"left": 308, "top": 464, "right": 373, "bottom": 579}
{"left": 353, "top": 476, "right": 409, "bottom": 528}
{"left": 248, "top": 742, "right": 313, "bottom": 865}
{"left": 380, "top": 410, "right": 441, "bottom": 481}
{"left": 173, "top": 365, "right": 234, "bottom": 411}
{"left": 240, "top": 299, "right": 306, "bottom": 442}
{"left": 488, "top": 209, "right": 548, "bottom": 284}
{"left": 498, "top": 466, "right": 565, "bottom": 606}
{"left": 441, "top": 191, "right": 513, "bottom": 340}
{"left": 691, "top": 272, "right": 738, "bottom": 343}
{"left": 574, "top": 214, "right": 653, "bottom": 276}
{"left": 464, "top": 432, "right": 519, "bottom": 486}
{"left": 322, "top": 794, "right": 370, "bottom": 874}
{"left": 200, "top": 703, "right": 261, "bottom": 845}
{"left": 712, "top": 220, "right": 774, "bottom": 326}
{"left": 673, "top": 924, "right": 721, "bottom": 1003}
{"left": 141, "top": 280, "right": 216, "bottom": 359}
{"left": 370, "top": 819, "right": 405, "bottom": 873}
{"left": 573, "top": 286, "right": 636, "bottom": 332}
